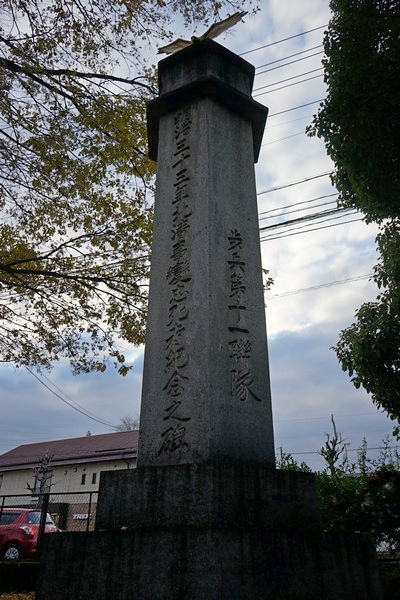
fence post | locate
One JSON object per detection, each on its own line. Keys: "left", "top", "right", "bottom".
{"left": 37, "top": 492, "right": 50, "bottom": 559}
{"left": 87, "top": 492, "right": 93, "bottom": 532}
{"left": 0, "top": 495, "right": 5, "bottom": 520}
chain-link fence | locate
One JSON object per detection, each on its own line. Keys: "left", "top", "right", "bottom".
{"left": 0, "top": 491, "right": 98, "bottom": 532}
{"left": 0, "top": 491, "right": 98, "bottom": 560}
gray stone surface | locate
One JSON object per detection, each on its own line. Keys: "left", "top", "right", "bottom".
{"left": 138, "top": 41, "right": 274, "bottom": 467}
{"left": 95, "top": 462, "right": 319, "bottom": 531}
{"left": 146, "top": 40, "right": 268, "bottom": 162}
{"left": 158, "top": 39, "right": 254, "bottom": 96}
{"left": 37, "top": 529, "right": 383, "bottom": 600}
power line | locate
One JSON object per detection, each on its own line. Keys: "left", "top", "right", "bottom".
{"left": 254, "top": 67, "right": 323, "bottom": 92}
{"left": 255, "top": 44, "right": 323, "bottom": 70}
{"left": 266, "top": 274, "right": 373, "bottom": 300}
{"left": 257, "top": 171, "right": 331, "bottom": 196}
{"left": 40, "top": 372, "right": 111, "bottom": 423}
{"left": 260, "top": 217, "right": 364, "bottom": 242}
{"left": 259, "top": 199, "right": 338, "bottom": 221}
{"left": 258, "top": 193, "right": 338, "bottom": 216}
{"left": 261, "top": 131, "right": 305, "bottom": 146}
{"left": 276, "top": 428, "right": 393, "bottom": 442}
{"left": 261, "top": 211, "right": 359, "bottom": 239}
{"left": 240, "top": 24, "right": 327, "bottom": 56}
{"left": 266, "top": 113, "right": 315, "bottom": 129}
{"left": 25, "top": 367, "right": 118, "bottom": 429}
{"left": 259, "top": 207, "right": 353, "bottom": 233}
{"left": 254, "top": 73, "right": 323, "bottom": 97}
{"left": 268, "top": 99, "right": 325, "bottom": 118}
{"left": 258, "top": 194, "right": 337, "bottom": 221}
{"left": 264, "top": 209, "right": 358, "bottom": 234}
{"left": 260, "top": 209, "right": 358, "bottom": 239}
{"left": 280, "top": 445, "right": 400, "bottom": 457}
{"left": 278, "top": 430, "right": 395, "bottom": 444}
{"left": 256, "top": 50, "right": 324, "bottom": 77}
{"left": 274, "top": 411, "right": 380, "bottom": 423}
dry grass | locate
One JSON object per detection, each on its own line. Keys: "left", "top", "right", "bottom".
{"left": 0, "top": 594, "right": 35, "bottom": 599}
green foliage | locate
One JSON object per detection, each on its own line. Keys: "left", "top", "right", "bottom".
{"left": 315, "top": 462, "right": 400, "bottom": 553}
{"left": 278, "top": 425, "right": 400, "bottom": 553}
{"left": 275, "top": 451, "right": 312, "bottom": 473}
{"left": 334, "top": 287, "right": 400, "bottom": 432}
{"left": 308, "top": 0, "right": 400, "bottom": 222}
{"left": 0, "top": 0, "right": 252, "bottom": 374}
{"left": 262, "top": 268, "right": 274, "bottom": 293}
{"left": 318, "top": 426, "right": 400, "bottom": 551}
{"left": 308, "top": 0, "right": 400, "bottom": 428}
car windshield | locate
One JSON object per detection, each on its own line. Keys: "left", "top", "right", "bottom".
{"left": 0, "top": 512, "right": 21, "bottom": 525}
{"left": 27, "top": 511, "right": 55, "bottom": 525}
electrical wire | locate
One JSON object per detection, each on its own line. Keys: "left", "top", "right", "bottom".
{"left": 268, "top": 99, "right": 325, "bottom": 118}
{"left": 274, "top": 411, "right": 380, "bottom": 423}
{"left": 265, "top": 274, "right": 373, "bottom": 300}
{"left": 258, "top": 193, "right": 338, "bottom": 218}
{"left": 265, "top": 209, "right": 358, "bottom": 234}
{"left": 258, "top": 193, "right": 338, "bottom": 216}
{"left": 259, "top": 200, "right": 338, "bottom": 221}
{"left": 257, "top": 171, "right": 331, "bottom": 196}
{"left": 261, "top": 131, "right": 305, "bottom": 146}
{"left": 261, "top": 210, "right": 359, "bottom": 239}
{"left": 25, "top": 367, "right": 118, "bottom": 429}
{"left": 256, "top": 50, "right": 324, "bottom": 77}
{"left": 240, "top": 24, "right": 327, "bottom": 56}
{"left": 276, "top": 428, "right": 393, "bottom": 442}
{"left": 266, "top": 113, "right": 315, "bottom": 129}
{"left": 279, "top": 445, "right": 400, "bottom": 457}
{"left": 259, "top": 207, "right": 353, "bottom": 233}
{"left": 255, "top": 45, "right": 323, "bottom": 70}
{"left": 254, "top": 73, "right": 324, "bottom": 97}
{"left": 40, "top": 372, "right": 113, "bottom": 423}
{"left": 260, "top": 217, "right": 364, "bottom": 242}
{"left": 254, "top": 67, "right": 323, "bottom": 92}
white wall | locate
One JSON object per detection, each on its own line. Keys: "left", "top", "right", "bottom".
{"left": 0, "top": 458, "right": 136, "bottom": 497}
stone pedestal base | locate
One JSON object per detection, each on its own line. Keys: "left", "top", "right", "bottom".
{"left": 37, "top": 527, "right": 381, "bottom": 600}
{"left": 95, "top": 461, "right": 319, "bottom": 531}
{"left": 36, "top": 464, "right": 383, "bottom": 599}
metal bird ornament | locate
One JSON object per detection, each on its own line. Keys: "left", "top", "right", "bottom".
{"left": 157, "top": 11, "right": 248, "bottom": 55}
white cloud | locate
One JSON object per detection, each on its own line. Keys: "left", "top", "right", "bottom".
{"left": 269, "top": 323, "right": 393, "bottom": 470}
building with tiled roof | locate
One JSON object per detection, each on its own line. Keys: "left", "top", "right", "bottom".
{"left": 0, "top": 430, "right": 138, "bottom": 496}
{"left": 0, "top": 431, "right": 139, "bottom": 530}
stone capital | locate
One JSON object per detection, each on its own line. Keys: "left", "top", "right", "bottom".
{"left": 147, "top": 39, "right": 268, "bottom": 163}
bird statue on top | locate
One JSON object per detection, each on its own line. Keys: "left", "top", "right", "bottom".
{"left": 157, "top": 11, "right": 248, "bottom": 55}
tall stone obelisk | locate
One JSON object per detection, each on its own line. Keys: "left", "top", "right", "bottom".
{"left": 138, "top": 39, "right": 275, "bottom": 466}
{"left": 36, "top": 39, "right": 383, "bottom": 600}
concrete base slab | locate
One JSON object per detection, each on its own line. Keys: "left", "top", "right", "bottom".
{"left": 36, "top": 528, "right": 382, "bottom": 600}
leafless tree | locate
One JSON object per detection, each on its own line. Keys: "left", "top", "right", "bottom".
{"left": 115, "top": 414, "right": 140, "bottom": 431}
{"left": 319, "top": 415, "right": 349, "bottom": 476}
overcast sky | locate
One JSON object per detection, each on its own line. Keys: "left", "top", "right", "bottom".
{"left": 0, "top": 0, "right": 394, "bottom": 470}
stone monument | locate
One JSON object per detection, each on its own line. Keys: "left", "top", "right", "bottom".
{"left": 36, "top": 40, "right": 383, "bottom": 600}
{"left": 138, "top": 39, "right": 274, "bottom": 467}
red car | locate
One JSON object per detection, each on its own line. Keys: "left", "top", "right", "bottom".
{"left": 0, "top": 507, "right": 59, "bottom": 560}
